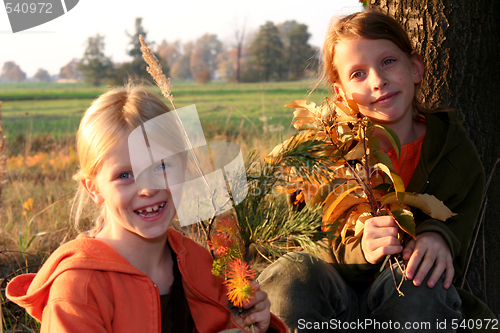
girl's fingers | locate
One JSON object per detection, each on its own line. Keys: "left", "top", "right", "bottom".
{"left": 243, "top": 284, "right": 266, "bottom": 309}
{"left": 412, "top": 255, "right": 435, "bottom": 287}
{"left": 243, "top": 311, "right": 269, "bottom": 330}
{"left": 426, "top": 258, "right": 446, "bottom": 288}
{"left": 245, "top": 294, "right": 269, "bottom": 313}
{"left": 402, "top": 239, "right": 415, "bottom": 261}
{"left": 443, "top": 257, "right": 455, "bottom": 289}
{"left": 241, "top": 287, "right": 271, "bottom": 333}
{"left": 367, "top": 216, "right": 397, "bottom": 227}
{"left": 366, "top": 235, "right": 402, "bottom": 251}
{"left": 405, "top": 245, "right": 424, "bottom": 280}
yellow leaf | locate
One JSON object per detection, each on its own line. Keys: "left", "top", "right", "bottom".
{"left": 336, "top": 115, "right": 359, "bottom": 125}
{"left": 333, "top": 94, "right": 359, "bottom": 116}
{"left": 381, "top": 192, "right": 456, "bottom": 221}
{"left": 309, "top": 179, "right": 348, "bottom": 207}
{"left": 274, "top": 185, "right": 299, "bottom": 194}
{"left": 340, "top": 204, "right": 373, "bottom": 243}
{"left": 285, "top": 100, "right": 319, "bottom": 113}
{"left": 346, "top": 99, "right": 360, "bottom": 114}
{"left": 322, "top": 185, "right": 366, "bottom": 228}
{"left": 418, "top": 193, "right": 457, "bottom": 221}
{"left": 291, "top": 117, "right": 317, "bottom": 129}
{"left": 293, "top": 108, "right": 316, "bottom": 118}
{"left": 343, "top": 140, "right": 366, "bottom": 161}
{"left": 373, "top": 163, "right": 405, "bottom": 202}
{"left": 294, "top": 191, "right": 305, "bottom": 205}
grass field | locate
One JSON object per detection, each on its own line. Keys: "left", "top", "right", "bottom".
{"left": 0, "top": 80, "right": 330, "bottom": 332}
{"left": 1, "top": 80, "right": 329, "bottom": 156}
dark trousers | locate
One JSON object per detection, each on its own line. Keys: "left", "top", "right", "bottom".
{"left": 258, "top": 252, "right": 462, "bottom": 332}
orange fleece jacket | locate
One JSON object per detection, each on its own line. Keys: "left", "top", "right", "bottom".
{"left": 6, "top": 228, "right": 287, "bottom": 333}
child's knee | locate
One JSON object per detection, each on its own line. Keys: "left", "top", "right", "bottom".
{"left": 365, "top": 264, "right": 462, "bottom": 318}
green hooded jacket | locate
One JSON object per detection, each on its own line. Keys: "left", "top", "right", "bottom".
{"left": 329, "top": 112, "right": 496, "bottom": 327}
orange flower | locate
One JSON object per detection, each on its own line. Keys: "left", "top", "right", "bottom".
{"left": 216, "top": 216, "right": 239, "bottom": 239}
{"left": 23, "top": 198, "right": 34, "bottom": 211}
{"left": 208, "top": 215, "right": 242, "bottom": 259}
{"left": 224, "top": 259, "right": 257, "bottom": 308}
{"left": 207, "top": 233, "right": 231, "bottom": 258}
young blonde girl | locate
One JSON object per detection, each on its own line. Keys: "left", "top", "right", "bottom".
{"left": 7, "top": 85, "right": 287, "bottom": 333}
{"left": 258, "top": 10, "right": 495, "bottom": 332}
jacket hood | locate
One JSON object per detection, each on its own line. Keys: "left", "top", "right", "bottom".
{"left": 6, "top": 234, "right": 145, "bottom": 319}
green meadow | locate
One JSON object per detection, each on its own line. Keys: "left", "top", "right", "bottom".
{"left": 0, "top": 80, "right": 329, "bottom": 156}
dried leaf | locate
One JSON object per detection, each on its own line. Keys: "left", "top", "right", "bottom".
{"left": 381, "top": 192, "right": 456, "bottom": 221}
{"left": 373, "top": 163, "right": 405, "bottom": 202}
{"left": 274, "top": 184, "right": 299, "bottom": 194}
{"left": 343, "top": 140, "right": 366, "bottom": 161}
{"left": 373, "top": 124, "right": 401, "bottom": 159}
{"left": 309, "top": 179, "right": 348, "bottom": 207}
{"left": 343, "top": 204, "right": 373, "bottom": 241}
{"left": 346, "top": 99, "right": 360, "bottom": 114}
{"left": 418, "top": 193, "right": 457, "bottom": 221}
{"left": 322, "top": 184, "right": 366, "bottom": 229}
{"left": 293, "top": 108, "right": 316, "bottom": 118}
{"left": 285, "top": 100, "right": 319, "bottom": 112}
{"left": 291, "top": 117, "right": 317, "bottom": 130}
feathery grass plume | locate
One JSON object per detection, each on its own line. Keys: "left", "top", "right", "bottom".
{"left": 139, "top": 35, "right": 174, "bottom": 107}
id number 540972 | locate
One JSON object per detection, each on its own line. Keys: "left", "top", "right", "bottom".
{"left": 5, "top": 3, "right": 53, "bottom": 14}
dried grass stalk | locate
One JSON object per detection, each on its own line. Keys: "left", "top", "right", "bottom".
{"left": 139, "top": 35, "right": 174, "bottom": 108}
{"left": 0, "top": 102, "right": 7, "bottom": 212}
{"left": 139, "top": 34, "right": 216, "bottom": 215}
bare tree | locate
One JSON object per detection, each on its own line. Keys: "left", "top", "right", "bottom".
{"left": 231, "top": 18, "right": 246, "bottom": 83}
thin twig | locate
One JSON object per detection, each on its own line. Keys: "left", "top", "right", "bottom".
{"left": 482, "top": 219, "right": 487, "bottom": 304}
{"left": 460, "top": 156, "right": 499, "bottom": 289}
{"left": 388, "top": 257, "right": 405, "bottom": 297}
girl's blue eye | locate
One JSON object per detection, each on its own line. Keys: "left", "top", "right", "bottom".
{"left": 351, "top": 71, "right": 364, "bottom": 79}
{"left": 384, "top": 59, "right": 395, "bottom": 66}
{"left": 119, "top": 173, "right": 133, "bottom": 179}
{"left": 155, "top": 162, "right": 170, "bottom": 172}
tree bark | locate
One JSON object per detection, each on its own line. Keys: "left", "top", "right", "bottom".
{"left": 368, "top": 0, "right": 500, "bottom": 317}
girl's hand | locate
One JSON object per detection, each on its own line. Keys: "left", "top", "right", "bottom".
{"left": 232, "top": 282, "right": 271, "bottom": 333}
{"left": 402, "top": 231, "right": 454, "bottom": 289}
{"left": 361, "top": 216, "right": 403, "bottom": 264}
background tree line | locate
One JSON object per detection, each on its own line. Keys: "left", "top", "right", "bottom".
{"left": 1, "top": 17, "right": 318, "bottom": 86}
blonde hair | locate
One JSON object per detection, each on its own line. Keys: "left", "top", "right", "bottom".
{"left": 72, "top": 84, "right": 172, "bottom": 235}
{"left": 322, "top": 10, "right": 428, "bottom": 114}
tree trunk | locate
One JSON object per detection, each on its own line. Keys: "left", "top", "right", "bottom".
{"left": 368, "top": 0, "right": 500, "bottom": 317}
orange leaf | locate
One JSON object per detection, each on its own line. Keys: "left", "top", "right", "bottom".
{"left": 322, "top": 184, "right": 367, "bottom": 231}
{"left": 381, "top": 192, "right": 456, "bottom": 221}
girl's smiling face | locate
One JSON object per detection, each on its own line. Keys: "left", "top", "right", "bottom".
{"left": 84, "top": 133, "right": 184, "bottom": 241}
{"left": 333, "top": 38, "right": 424, "bottom": 126}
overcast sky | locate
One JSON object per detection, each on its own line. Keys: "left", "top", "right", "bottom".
{"left": 0, "top": 0, "right": 363, "bottom": 78}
